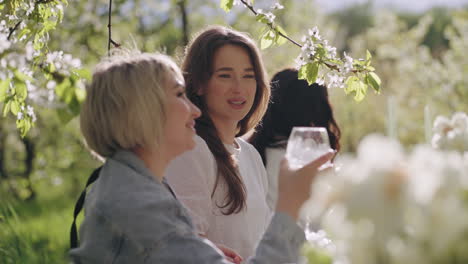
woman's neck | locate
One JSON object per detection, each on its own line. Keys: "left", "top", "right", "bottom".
{"left": 133, "top": 146, "right": 169, "bottom": 182}
{"left": 211, "top": 117, "right": 238, "bottom": 145}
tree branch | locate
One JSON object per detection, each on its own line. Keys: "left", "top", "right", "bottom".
{"left": 240, "top": 0, "right": 301, "bottom": 48}
{"left": 36, "top": 0, "right": 55, "bottom": 4}
{"left": 177, "top": 0, "right": 189, "bottom": 46}
{"left": 239, "top": 0, "right": 360, "bottom": 74}
{"left": 107, "top": 0, "right": 120, "bottom": 56}
{"left": 7, "top": 21, "right": 22, "bottom": 41}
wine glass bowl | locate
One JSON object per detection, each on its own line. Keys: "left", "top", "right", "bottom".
{"left": 286, "top": 127, "right": 331, "bottom": 170}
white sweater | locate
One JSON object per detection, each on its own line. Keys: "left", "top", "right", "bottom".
{"left": 165, "top": 135, "right": 272, "bottom": 259}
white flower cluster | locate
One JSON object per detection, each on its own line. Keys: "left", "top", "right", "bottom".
{"left": 46, "top": 51, "right": 82, "bottom": 76}
{"left": 432, "top": 112, "right": 468, "bottom": 152}
{"left": 0, "top": 20, "right": 12, "bottom": 54}
{"left": 16, "top": 105, "right": 37, "bottom": 122}
{"left": 302, "top": 134, "right": 468, "bottom": 264}
{"left": 1, "top": 8, "right": 82, "bottom": 111}
{"left": 256, "top": 8, "right": 276, "bottom": 24}
{"left": 295, "top": 27, "right": 354, "bottom": 89}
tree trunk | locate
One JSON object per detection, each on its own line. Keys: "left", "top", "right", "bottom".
{"left": 177, "top": 0, "right": 189, "bottom": 46}
{"left": 21, "top": 137, "right": 36, "bottom": 201}
{"left": 0, "top": 121, "right": 7, "bottom": 180}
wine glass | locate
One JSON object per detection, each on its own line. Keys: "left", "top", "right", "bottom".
{"left": 285, "top": 127, "right": 332, "bottom": 170}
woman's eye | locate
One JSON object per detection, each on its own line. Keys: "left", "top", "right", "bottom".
{"left": 218, "top": 74, "right": 230, "bottom": 78}
{"left": 177, "top": 91, "right": 186, "bottom": 97}
{"left": 244, "top": 74, "right": 255, "bottom": 79}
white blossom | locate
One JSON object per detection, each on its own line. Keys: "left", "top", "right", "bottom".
{"left": 46, "top": 80, "right": 57, "bottom": 90}
{"left": 308, "top": 27, "right": 322, "bottom": 42}
{"left": 432, "top": 112, "right": 468, "bottom": 152}
{"left": 271, "top": 3, "right": 284, "bottom": 10}
{"left": 326, "top": 73, "right": 345, "bottom": 89}
{"left": 341, "top": 52, "right": 354, "bottom": 74}
{"left": 26, "top": 105, "right": 37, "bottom": 122}
{"left": 302, "top": 133, "right": 468, "bottom": 264}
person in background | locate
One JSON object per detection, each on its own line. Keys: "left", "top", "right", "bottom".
{"left": 165, "top": 25, "right": 272, "bottom": 259}
{"left": 249, "top": 68, "right": 341, "bottom": 209}
{"left": 69, "top": 50, "right": 334, "bottom": 263}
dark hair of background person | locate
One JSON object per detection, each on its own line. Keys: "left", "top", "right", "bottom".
{"left": 182, "top": 26, "right": 270, "bottom": 215}
{"left": 249, "top": 68, "right": 341, "bottom": 165}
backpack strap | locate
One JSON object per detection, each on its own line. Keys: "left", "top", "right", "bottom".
{"left": 70, "top": 166, "right": 102, "bottom": 249}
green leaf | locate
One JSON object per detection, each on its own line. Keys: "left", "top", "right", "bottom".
{"left": 3, "top": 100, "right": 11, "bottom": 117}
{"left": 316, "top": 45, "right": 326, "bottom": 58}
{"left": 344, "top": 76, "right": 359, "bottom": 94}
{"left": 220, "top": 0, "right": 234, "bottom": 12}
{"left": 10, "top": 100, "right": 20, "bottom": 115}
{"left": 356, "top": 59, "right": 366, "bottom": 66}
{"left": 16, "top": 118, "right": 31, "bottom": 138}
{"left": 13, "top": 70, "right": 32, "bottom": 82}
{"left": 298, "top": 62, "right": 319, "bottom": 85}
{"left": 0, "top": 79, "right": 10, "bottom": 102}
{"left": 57, "top": 5, "right": 64, "bottom": 23}
{"left": 260, "top": 30, "right": 274, "bottom": 50}
{"left": 16, "top": 118, "right": 25, "bottom": 130}
{"left": 75, "top": 87, "right": 86, "bottom": 103}
{"left": 275, "top": 25, "right": 288, "bottom": 45}
{"left": 73, "top": 68, "right": 91, "bottom": 80}
{"left": 367, "top": 72, "right": 381, "bottom": 93}
{"left": 366, "top": 50, "right": 372, "bottom": 61}
{"left": 33, "top": 37, "right": 44, "bottom": 50}
{"left": 15, "top": 83, "right": 28, "bottom": 100}
{"left": 57, "top": 108, "right": 75, "bottom": 123}
{"left": 354, "top": 81, "right": 367, "bottom": 102}
{"left": 256, "top": 14, "right": 269, "bottom": 24}
{"left": 55, "top": 78, "right": 72, "bottom": 102}
{"left": 18, "top": 27, "right": 31, "bottom": 40}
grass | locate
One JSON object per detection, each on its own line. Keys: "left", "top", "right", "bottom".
{"left": 0, "top": 181, "right": 83, "bottom": 264}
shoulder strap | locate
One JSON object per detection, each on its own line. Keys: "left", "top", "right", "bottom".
{"left": 70, "top": 166, "right": 102, "bottom": 249}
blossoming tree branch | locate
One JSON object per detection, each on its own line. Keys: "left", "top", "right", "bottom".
{"left": 220, "top": 0, "right": 382, "bottom": 101}
{"left": 1, "top": 0, "right": 383, "bottom": 137}
{"left": 1, "top": 0, "right": 88, "bottom": 137}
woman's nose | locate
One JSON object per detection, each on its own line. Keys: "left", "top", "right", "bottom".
{"left": 231, "top": 77, "right": 242, "bottom": 93}
{"left": 191, "top": 101, "right": 201, "bottom": 118}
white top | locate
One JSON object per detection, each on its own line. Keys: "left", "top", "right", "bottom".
{"left": 264, "top": 147, "right": 286, "bottom": 210}
{"left": 165, "top": 135, "right": 272, "bottom": 259}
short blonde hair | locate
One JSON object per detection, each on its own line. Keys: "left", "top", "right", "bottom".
{"left": 80, "top": 52, "right": 181, "bottom": 158}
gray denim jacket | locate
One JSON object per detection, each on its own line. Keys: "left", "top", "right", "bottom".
{"left": 69, "top": 150, "right": 305, "bottom": 263}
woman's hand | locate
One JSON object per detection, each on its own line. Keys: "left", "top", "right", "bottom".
{"left": 216, "top": 244, "right": 243, "bottom": 264}
{"left": 276, "top": 150, "right": 335, "bottom": 220}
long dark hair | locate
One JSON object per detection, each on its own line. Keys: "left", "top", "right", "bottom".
{"left": 182, "top": 26, "right": 270, "bottom": 215}
{"left": 249, "top": 68, "right": 341, "bottom": 164}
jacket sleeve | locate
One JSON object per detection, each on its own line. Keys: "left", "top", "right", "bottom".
{"left": 147, "top": 212, "right": 306, "bottom": 264}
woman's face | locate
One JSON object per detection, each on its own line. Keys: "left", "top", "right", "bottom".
{"left": 199, "top": 44, "right": 257, "bottom": 128}
{"left": 163, "top": 72, "right": 201, "bottom": 157}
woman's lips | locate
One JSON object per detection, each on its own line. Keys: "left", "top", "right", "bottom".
{"left": 228, "top": 99, "right": 246, "bottom": 109}
{"left": 186, "top": 120, "right": 196, "bottom": 131}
